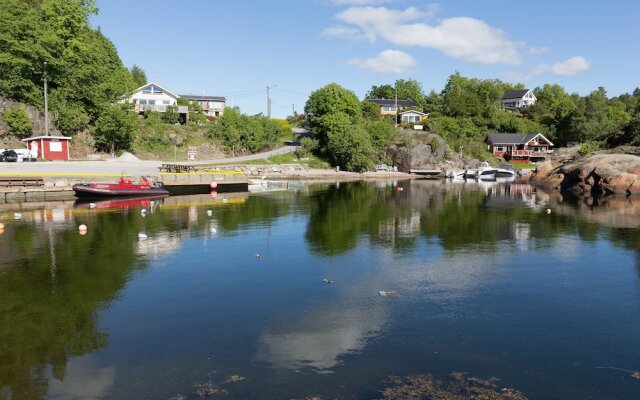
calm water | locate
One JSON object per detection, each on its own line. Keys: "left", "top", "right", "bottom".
{"left": 1, "top": 180, "right": 640, "bottom": 399}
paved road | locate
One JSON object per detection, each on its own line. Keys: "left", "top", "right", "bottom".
{"left": 0, "top": 129, "right": 308, "bottom": 175}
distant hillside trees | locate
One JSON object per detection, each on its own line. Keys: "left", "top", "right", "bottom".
{"left": 0, "top": 0, "right": 135, "bottom": 135}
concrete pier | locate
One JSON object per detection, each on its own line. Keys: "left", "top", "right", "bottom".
{"left": 0, "top": 170, "right": 248, "bottom": 203}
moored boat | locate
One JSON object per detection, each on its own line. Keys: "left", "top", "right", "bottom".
{"left": 73, "top": 177, "right": 169, "bottom": 198}
{"left": 495, "top": 164, "right": 518, "bottom": 177}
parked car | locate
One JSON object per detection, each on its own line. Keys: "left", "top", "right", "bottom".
{"left": 1, "top": 150, "right": 18, "bottom": 162}
{"left": 14, "top": 149, "right": 37, "bottom": 162}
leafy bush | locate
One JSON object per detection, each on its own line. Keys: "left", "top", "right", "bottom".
{"left": 579, "top": 140, "right": 605, "bottom": 155}
{"left": 1, "top": 106, "right": 32, "bottom": 138}
{"left": 161, "top": 105, "right": 180, "bottom": 124}
{"left": 295, "top": 136, "right": 319, "bottom": 158}
{"left": 207, "top": 108, "right": 284, "bottom": 153}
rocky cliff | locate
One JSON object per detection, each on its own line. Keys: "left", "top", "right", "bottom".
{"left": 530, "top": 147, "right": 640, "bottom": 196}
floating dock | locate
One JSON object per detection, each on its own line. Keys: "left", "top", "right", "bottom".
{"left": 0, "top": 171, "right": 248, "bottom": 203}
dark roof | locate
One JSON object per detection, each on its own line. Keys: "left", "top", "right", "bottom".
{"left": 486, "top": 133, "right": 539, "bottom": 145}
{"left": 501, "top": 89, "right": 530, "bottom": 100}
{"left": 179, "top": 94, "right": 226, "bottom": 101}
{"left": 366, "top": 98, "right": 418, "bottom": 107}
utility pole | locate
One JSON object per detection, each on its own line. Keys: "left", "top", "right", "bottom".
{"left": 43, "top": 62, "right": 49, "bottom": 136}
{"left": 266, "top": 84, "right": 277, "bottom": 118}
{"left": 292, "top": 104, "right": 295, "bottom": 115}
{"left": 394, "top": 83, "right": 398, "bottom": 127}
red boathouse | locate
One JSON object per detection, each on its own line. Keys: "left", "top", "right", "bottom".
{"left": 22, "top": 136, "right": 72, "bottom": 161}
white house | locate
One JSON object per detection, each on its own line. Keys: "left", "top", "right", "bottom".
{"left": 399, "top": 110, "right": 429, "bottom": 123}
{"left": 126, "top": 83, "right": 181, "bottom": 113}
{"left": 501, "top": 89, "right": 537, "bottom": 109}
{"left": 123, "top": 82, "right": 226, "bottom": 120}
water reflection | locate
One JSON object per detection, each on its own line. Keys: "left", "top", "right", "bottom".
{"left": 0, "top": 180, "right": 640, "bottom": 399}
{"left": 258, "top": 306, "right": 385, "bottom": 372}
{"left": 46, "top": 356, "right": 115, "bottom": 400}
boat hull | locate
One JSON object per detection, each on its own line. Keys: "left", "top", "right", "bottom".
{"left": 73, "top": 184, "right": 169, "bottom": 198}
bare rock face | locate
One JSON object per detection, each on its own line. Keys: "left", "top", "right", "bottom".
{"left": 388, "top": 133, "right": 455, "bottom": 172}
{"left": 530, "top": 152, "right": 640, "bottom": 195}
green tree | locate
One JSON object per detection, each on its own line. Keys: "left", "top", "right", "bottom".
{"left": 315, "top": 112, "right": 373, "bottom": 172}
{"left": 361, "top": 100, "right": 381, "bottom": 121}
{"left": 305, "top": 83, "right": 363, "bottom": 148}
{"left": 305, "top": 83, "right": 362, "bottom": 125}
{"left": 129, "top": 64, "right": 147, "bottom": 88}
{"left": 161, "top": 105, "right": 180, "bottom": 124}
{"left": 395, "top": 79, "right": 427, "bottom": 110}
{"left": 366, "top": 84, "right": 395, "bottom": 99}
{"left": 1, "top": 105, "right": 33, "bottom": 138}
{"left": 94, "top": 104, "right": 138, "bottom": 154}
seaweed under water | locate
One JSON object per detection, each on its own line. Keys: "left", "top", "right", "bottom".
{"left": 381, "top": 371, "right": 527, "bottom": 400}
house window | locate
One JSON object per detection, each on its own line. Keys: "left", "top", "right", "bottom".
{"left": 148, "top": 100, "right": 156, "bottom": 105}
{"left": 383, "top": 106, "right": 397, "bottom": 112}
{"left": 163, "top": 100, "right": 171, "bottom": 105}
{"left": 495, "top": 146, "right": 506, "bottom": 152}
{"left": 141, "top": 84, "right": 163, "bottom": 95}
{"left": 139, "top": 99, "right": 147, "bottom": 105}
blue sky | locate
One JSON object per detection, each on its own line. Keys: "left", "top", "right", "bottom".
{"left": 92, "top": 0, "right": 640, "bottom": 118}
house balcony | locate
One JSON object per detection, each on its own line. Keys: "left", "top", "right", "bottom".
{"left": 507, "top": 149, "right": 553, "bottom": 158}
{"left": 135, "top": 105, "right": 189, "bottom": 114}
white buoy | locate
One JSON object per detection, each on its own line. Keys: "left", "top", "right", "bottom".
{"left": 207, "top": 210, "right": 213, "bottom": 216}
{"left": 14, "top": 213, "right": 22, "bottom": 220}
{"left": 89, "top": 203, "right": 96, "bottom": 209}
{"left": 210, "top": 181, "right": 218, "bottom": 189}
{"left": 138, "top": 233, "right": 148, "bottom": 240}
{"left": 209, "top": 227, "right": 217, "bottom": 235}
{"left": 140, "top": 208, "right": 147, "bottom": 217}
{"left": 546, "top": 208, "right": 552, "bottom": 214}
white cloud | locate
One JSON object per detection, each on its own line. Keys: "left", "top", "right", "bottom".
{"left": 347, "top": 49, "right": 416, "bottom": 73}
{"left": 329, "top": 0, "right": 396, "bottom": 5}
{"left": 529, "top": 46, "right": 552, "bottom": 56}
{"left": 321, "top": 25, "right": 364, "bottom": 40}
{"left": 333, "top": 6, "right": 524, "bottom": 65}
{"left": 505, "top": 56, "right": 591, "bottom": 82}
{"left": 551, "top": 56, "right": 590, "bottom": 76}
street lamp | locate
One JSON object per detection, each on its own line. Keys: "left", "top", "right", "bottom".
{"left": 43, "top": 62, "right": 49, "bottom": 136}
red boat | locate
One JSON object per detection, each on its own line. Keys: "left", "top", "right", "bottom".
{"left": 75, "top": 195, "right": 168, "bottom": 210}
{"left": 73, "top": 177, "right": 170, "bottom": 198}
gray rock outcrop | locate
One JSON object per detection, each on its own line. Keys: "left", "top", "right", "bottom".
{"left": 530, "top": 149, "right": 640, "bottom": 196}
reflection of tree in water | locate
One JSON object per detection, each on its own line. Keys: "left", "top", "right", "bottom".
{"left": 303, "top": 180, "right": 638, "bottom": 257}
{"left": 305, "top": 182, "right": 419, "bottom": 256}
{"left": 0, "top": 212, "right": 144, "bottom": 400}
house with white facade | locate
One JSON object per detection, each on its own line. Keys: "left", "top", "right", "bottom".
{"left": 399, "top": 110, "right": 429, "bottom": 123}
{"left": 123, "top": 83, "right": 226, "bottom": 121}
{"left": 179, "top": 94, "right": 226, "bottom": 118}
{"left": 501, "top": 89, "right": 537, "bottom": 109}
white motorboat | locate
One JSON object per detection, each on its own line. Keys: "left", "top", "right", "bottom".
{"left": 495, "top": 164, "right": 518, "bottom": 177}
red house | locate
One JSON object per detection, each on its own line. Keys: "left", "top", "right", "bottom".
{"left": 22, "top": 136, "right": 72, "bottom": 161}
{"left": 486, "top": 133, "right": 554, "bottom": 163}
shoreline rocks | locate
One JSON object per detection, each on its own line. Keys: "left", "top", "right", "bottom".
{"left": 530, "top": 149, "right": 640, "bottom": 196}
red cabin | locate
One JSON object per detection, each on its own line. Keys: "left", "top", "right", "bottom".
{"left": 21, "top": 136, "right": 72, "bottom": 161}
{"left": 486, "top": 133, "right": 554, "bottom": 163}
